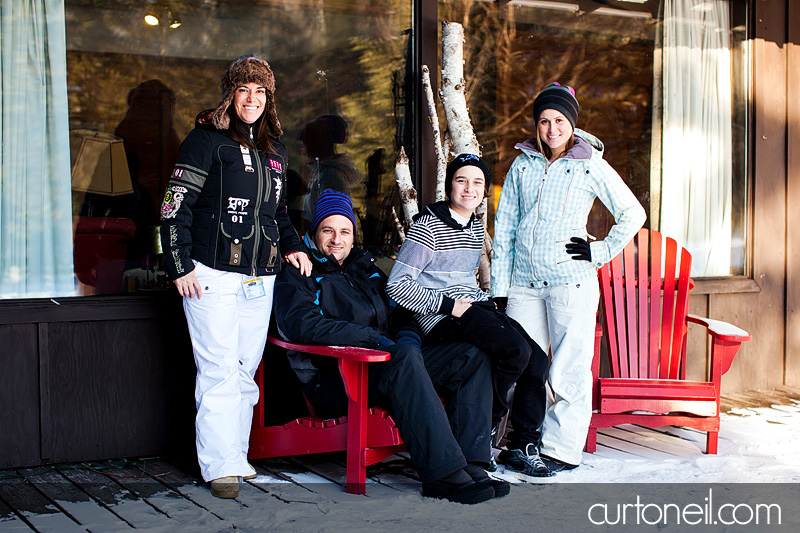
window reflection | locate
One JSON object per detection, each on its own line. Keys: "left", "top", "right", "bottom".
{"left": 65, "top": 0, "right": 412, "bottom": 295}
{"left": 440, "top": 0, "right": 748, "bottom": 277}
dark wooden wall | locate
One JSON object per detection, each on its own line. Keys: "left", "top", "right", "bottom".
{"left": 0, "top": 295, "right": 196, "bottom": 470}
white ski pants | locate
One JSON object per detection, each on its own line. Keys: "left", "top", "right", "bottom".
{"left": 506, "top": 279, "right": 599, "bottom": 465}
{"left": 183, "top": 261, "right": 275, "bottom": 482}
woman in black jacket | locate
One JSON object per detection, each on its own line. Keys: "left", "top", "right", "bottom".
{"left": 159, "top": 55, "right": 310, "bottom": 499}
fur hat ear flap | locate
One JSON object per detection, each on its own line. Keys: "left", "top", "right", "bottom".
{"left": 211, "top": 54, "right": 281, "bottom": 133}
{"left": 212, "top": 92, "right": 234, "bottom": 130}
{"left": 263, "top": 90, "right": 283, "bottom": 136}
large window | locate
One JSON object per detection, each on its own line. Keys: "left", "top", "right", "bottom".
{"left": 439, "top": 0, "right": 749, "bottom": 277}
{"left": 0, "top": 0, "right": 412, "bottom": 298}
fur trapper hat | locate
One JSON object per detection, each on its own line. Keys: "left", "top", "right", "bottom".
{"left": 211, "top": 54, "right": 283, "bottom": 135}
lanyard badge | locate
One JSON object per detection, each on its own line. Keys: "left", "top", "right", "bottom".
{"left": 242, "top": 277, "right": 266, "bottom": 300}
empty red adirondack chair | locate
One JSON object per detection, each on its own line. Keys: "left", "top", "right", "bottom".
{"left": 249, "top": 336, "right": 405, "bottom": 495}
{"left": 586, "top": 229, "right": 751, "bottom": 454}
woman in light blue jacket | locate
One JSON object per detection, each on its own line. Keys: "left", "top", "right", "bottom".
{"left": 491, "top": 83, "right": 646, "bottom": 473}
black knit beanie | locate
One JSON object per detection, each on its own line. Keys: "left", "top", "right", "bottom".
{"left": 445, "top": 153, "right": 491, "bottom": 198}
{"left": 533, "top": 82, "right": 579, "bottom": 128}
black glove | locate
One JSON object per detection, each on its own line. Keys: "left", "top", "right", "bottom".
{"left": 491, "top": 297, "right": 508, "bottom": 313}
{"left": 565, "top": 237, "right": 591, "bottom": 262}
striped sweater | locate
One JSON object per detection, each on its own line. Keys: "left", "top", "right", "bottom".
{"left": 386, "top": 201, "right": 489, "bottom": 334}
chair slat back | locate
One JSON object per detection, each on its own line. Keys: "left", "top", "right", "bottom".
{"left": 598, "top": 229, "right": 693, "bottom": 380}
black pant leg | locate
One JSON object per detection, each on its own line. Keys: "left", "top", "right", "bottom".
{"left": 435, "top": 305, "right": 534, "bottom": 427}
{"left": 422, "top": 342, "right": 493, "bottom": 464}
{"left": 302, "top": 346, "right": 467, "bottom": 482}
{"left": 374, "top": 344, "right": 468, "bottom": 482}
{"left": 506, "top": 319, "right": 550, "bottom": 448}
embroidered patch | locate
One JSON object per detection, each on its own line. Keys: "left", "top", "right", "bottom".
{"left": 172, "top": 249, "right": 184, "bottom": 274}
{"left": 172, "top": 168, "right": 184, "bottom": 179}
{"left": 273, "top": 176, "right": 282, "bottom": 199}
{"left": 161, "top": 185, "right": 187, "bottom": 219}
{"left": 269, "top": 159, "right": 283, "bottom": 172}
{"left": 169, "top": 225, "right": 178, "bottom": 246}
{"left": 227, "top": 197, "right": 250, "bottom": 212}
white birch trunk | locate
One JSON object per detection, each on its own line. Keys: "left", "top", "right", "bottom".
{"left": 394, "top": 146, "right": 418, "bottom": 224}
{"left": 440, "top": 21, "right": 491, "bottom": 288}
{"left": 422, "top": 65, "right": 447, "bottom": 202}
{"left": 440, "top": 21, "right": 480, "bottom": 157}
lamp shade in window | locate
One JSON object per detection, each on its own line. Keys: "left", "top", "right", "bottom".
{"left": 70, "top": 130, "right": 134, "bottom": 196}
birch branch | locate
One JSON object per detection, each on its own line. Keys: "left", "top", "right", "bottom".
{"left": 394, "top": 146, "right": 418, "bottom": 223}
{"left": 478, "top": 230, "right": 493, "bottom": 290}
{"left": 422, "top": 65, "right": 447, "bottom": 202}
{"left": 391, "top": 207, "right": 406, "bottom": 243}
{"left": 440, "top": 21, "right": 480, "bottom": 157}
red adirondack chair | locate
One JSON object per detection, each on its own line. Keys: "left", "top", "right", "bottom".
{"left": 249, "top": 336, "right": 405, "bottom": 494}
{"left": 586, "top": 229, "right": 751, "bottom": 454}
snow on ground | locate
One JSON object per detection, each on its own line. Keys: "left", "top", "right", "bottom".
{"left": 229, "top": 404, "right": 800, "bottom": 532}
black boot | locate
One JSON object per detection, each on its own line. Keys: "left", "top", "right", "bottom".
{"left": 421, "top": 468, "right": 495, "bottom": 504}
{"left": 464, "top": 463, "right": 510, "bottom": 498}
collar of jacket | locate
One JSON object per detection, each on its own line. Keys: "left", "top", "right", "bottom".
{"left": 194, "top": 108, "right": 281, "bottom": 143}
{"left": 515, "top": 128, "right": 604, "bottom": 161}
{"left": 415, "top": 200, "right": 474, "bottom": 230}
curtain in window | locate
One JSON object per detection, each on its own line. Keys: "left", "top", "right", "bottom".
{"left": 1, "top": 0, "right": 74, "bottom": 297}
{"left": 659, "top": 0, "right": 732, "bottom": 277}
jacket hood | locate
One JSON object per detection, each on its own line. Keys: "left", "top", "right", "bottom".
{"left": 415, "top": 200, "right": 475, "bottom": 230}
{"left": 516, "top": 128, "right": 605, "bottom": 160}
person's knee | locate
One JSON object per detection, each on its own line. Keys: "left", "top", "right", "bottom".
{"left": 458, "top": 343, "right": 492, "bottom": 382}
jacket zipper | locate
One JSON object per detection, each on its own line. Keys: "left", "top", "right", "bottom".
{"left": 530, "top": 157, "right": 549, "bottom": 282}
{"left": 251, "top": 128, "right": 270, "bottom": 277}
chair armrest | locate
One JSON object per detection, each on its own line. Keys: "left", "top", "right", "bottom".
{"left": 267, "top": 335, "right": 391, "bottom": 363}
{"left": 687, "top": 314, "right": 751, "bottom": 380}
{"left": 687, "top": 315, "right": 752, "bottom": 343}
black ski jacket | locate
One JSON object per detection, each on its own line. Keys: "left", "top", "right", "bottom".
{"left": 160, "top": 110, "right": 302, "bottom": 280}
{"left": 273, "top": 236, "right": 391, "bottom": 383}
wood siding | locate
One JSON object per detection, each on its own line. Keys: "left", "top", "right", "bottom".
{"left": 0, "top": 295, "right": 195, "bottom": 470}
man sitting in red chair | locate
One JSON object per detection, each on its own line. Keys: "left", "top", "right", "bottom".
{"left": 273, "top": 189, "right": 507, "bottom": 504}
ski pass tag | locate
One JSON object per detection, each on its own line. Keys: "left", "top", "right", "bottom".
{"left": 242, "top": 277, "right": 266, "bottom": 300}
{"left": 240, "top": 144, "right": 254, "bottom": 173}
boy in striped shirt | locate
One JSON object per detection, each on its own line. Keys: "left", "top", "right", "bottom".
{"left": 387, "top": 154, "right": 552, "bottom": 477}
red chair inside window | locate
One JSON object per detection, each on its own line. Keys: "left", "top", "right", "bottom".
{"left": 587, "top": 229, "right": 751, "bottom": 454}
{"left": 249, "top": 336, "right": 405, "bottom": 495}
{"left": 73, "top": 216, "right": 136, "bottom": 295}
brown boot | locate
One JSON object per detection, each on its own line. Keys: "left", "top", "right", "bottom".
{"left": 209, "top": 476, "right": 239, "bottom": 499}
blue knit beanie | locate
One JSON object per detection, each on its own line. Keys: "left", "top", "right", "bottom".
{"left": 533, "top": 82, "right": 579, "bottom": 128}
{"left": 311, "top": 189, "right": 358, "bottom": 233}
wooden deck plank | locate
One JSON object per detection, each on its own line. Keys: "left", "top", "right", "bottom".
{"left": 139, "top": 459, "right": 251, "bottom": 524}
{"left": 596, "top": 427, "right": 681, "bottom": 458}
{"left": 0, "top": 494, "right": 34, "bottom": 532}
{"left": 57, "top": 466, "right": 174, "bottom": 530}
{"left": 590, "top": 440, "right": 641, "bottom": 460}
{"left": 612, "top": 425, "right": 704, "bottom": 455}
{"left": 19, "top": 467, "right": 132, "bottom": 533}
{"left": 100, "top": 462, "right": 228, "bottom": 531}
{"left": 0, "top": 476, "right": 86, "bottom": 533}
